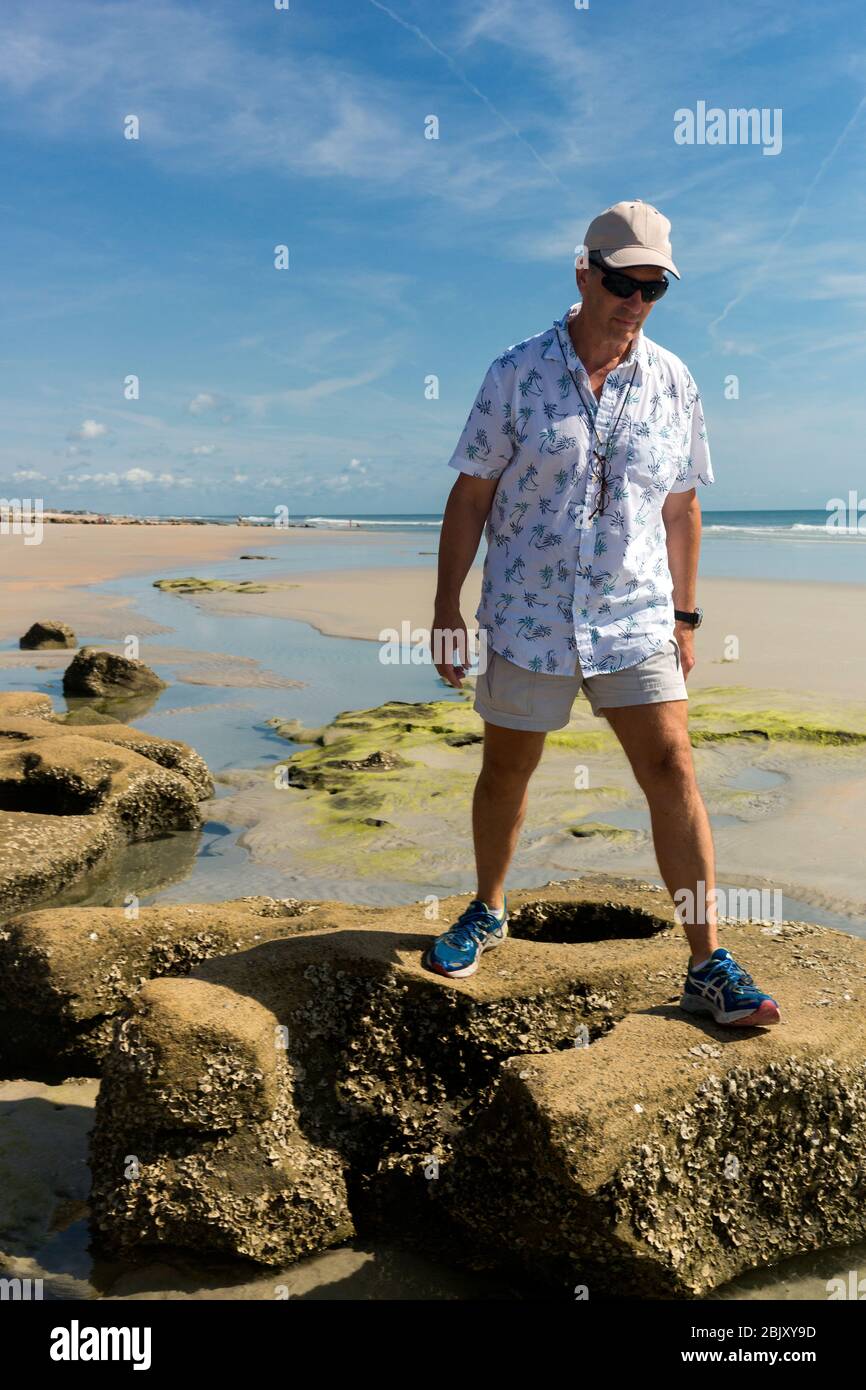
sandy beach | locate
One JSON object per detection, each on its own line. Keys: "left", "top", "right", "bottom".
{"left": 4, "top": 522, "right": 865, "bottom": 696}
{"left": 0, "top": 522, "right": 416, "bottom": 641}
{"left": 1, "top": 522, "right": 864, "bottom": 920}
{"left": 156, "top": 561, "right": 866, "bottom": 700}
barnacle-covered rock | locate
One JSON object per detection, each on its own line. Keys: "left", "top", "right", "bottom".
{"left": 446, "top": 922, "right": 866, "bottom": 1295}
{"left": 0, "top": 897, "right": 321, "bottom": 1072}
{"left": 87, "top": 878, "right": 866, "bottom": 1293}
{"left": 0, "top": 692, "right": 213, "bottom": 915}
{"left": 62, "top": 647, "right": 166, "bottom": 698}
{"left": 90, "top": 879, "right": 675, "bottom": 1266}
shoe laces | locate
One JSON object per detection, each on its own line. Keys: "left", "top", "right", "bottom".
{"left": 706, "top": 953, "right": 755, "bottom": 995}
{"left": 443, "top": 899, "right": 502, "bottom": 951}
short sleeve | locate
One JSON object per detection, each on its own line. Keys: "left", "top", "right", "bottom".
{"left": 669, "top": 378, "right": 714, "bottom": 493}
{"left": 447, "top": 358, "right": 518, "bottom": 482}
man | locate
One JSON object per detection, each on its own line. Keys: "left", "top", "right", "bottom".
{"left": 428, "top": 199, "right": 780, "bottom": 1029}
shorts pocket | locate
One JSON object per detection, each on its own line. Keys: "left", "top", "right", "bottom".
{"left": 669, "top": 636, "right": 681, "bottom": 670}
{"left": 488, "top": 651, "right": 535, "bottom": 718}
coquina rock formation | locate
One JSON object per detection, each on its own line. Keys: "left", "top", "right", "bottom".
{"left": 69, "top": 879, "right": 866, "bottom": 1297}
{"left": 0, "top": 897, "right": 322, "bottom": 1072}
{"left": 0, "top": 692, "right": 212, "bottom": 914}
{"left": 62, "top": 648, "right": 166, "bottom": 699}
{"left": 19, "top": 620, "right": 77, "bottom": 650}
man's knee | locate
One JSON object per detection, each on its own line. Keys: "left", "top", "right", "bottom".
{"left": 631, "top": 734, "right": 695, "bottom": 790}
{"left": 480, "top": 726, "right": 545, "bottom": 782}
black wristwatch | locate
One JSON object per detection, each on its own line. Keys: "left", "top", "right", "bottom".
{"left": 674, "top": 607, "right": 703, "bottom": 629}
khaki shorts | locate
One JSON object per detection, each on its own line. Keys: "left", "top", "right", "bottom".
{"left": 473, "top": 639, "right": 687, "bottom": 732}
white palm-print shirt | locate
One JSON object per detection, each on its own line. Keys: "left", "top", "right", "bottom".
{"left": 447, "top": 301, "right": 714, "bottom": 677}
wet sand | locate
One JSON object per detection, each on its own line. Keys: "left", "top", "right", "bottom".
{"left": 6, "top": 524, "right": 864, "bottom": 701}
{"left": 210, "top": 729, "right": 866, "bottom": 925}
{"left": 155, "top": 564, "right": 866, "bottom": 700}
{"left": 0, "top": 522, "right": 413, "bottom": 642}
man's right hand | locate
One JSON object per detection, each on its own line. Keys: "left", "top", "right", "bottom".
{"left": 432, "top": 474, "right": 497, "bottom": 689}
{"left": 432, "top": 608, "right": 469, "bottom": 688}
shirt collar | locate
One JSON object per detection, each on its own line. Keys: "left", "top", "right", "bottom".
{"left": 543, "top": 301, "right": 648, "bottom": 378}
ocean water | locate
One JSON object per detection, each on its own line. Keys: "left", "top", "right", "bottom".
{"left": 136, "top": 509, "right": 866, "bottom": 583}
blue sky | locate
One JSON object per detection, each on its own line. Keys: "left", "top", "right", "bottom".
{"left": 1, "top": 0, "right": 865, "bottom": 515}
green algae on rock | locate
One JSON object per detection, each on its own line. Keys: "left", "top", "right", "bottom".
{"left": 259, "top": 689, "right": 866, "bottom": 886}
{"left": 685, "top": 687, "right": 866, "bottom": 746}
{"left": 273, "top": 690, "right": 866, "bottom": 782}
{"left": 568, "top": 821, "right": 638, "bottom": 842}
{"left": 153, "top": 577, "right": 298, "bottom": 596}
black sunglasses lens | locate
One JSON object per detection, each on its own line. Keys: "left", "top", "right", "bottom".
{"left": 594, "top": 258, "right": 669, "bottom": 303}
{"left": 641, "top": 278, "right": 668, "bottom": 303}
{"left": 601, "top": 271, "right": 634, "bottom": 299}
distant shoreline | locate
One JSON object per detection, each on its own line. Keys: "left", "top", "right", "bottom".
{"left": 38, "top": 510, "right": 320, "bottom": 528}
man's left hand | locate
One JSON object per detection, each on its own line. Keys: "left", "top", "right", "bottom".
{"left": 674, "top": 623, "right": 695, "bottom": 680}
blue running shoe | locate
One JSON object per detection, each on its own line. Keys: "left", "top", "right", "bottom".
{"left": 426, "top": 896, "right": 508, "bottom": 979}
{"left": 680, "top": 948, "right": 780, "bottom": 1027}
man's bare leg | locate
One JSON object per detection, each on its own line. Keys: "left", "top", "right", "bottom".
{"left": 600, "top": 699, "right": 717, "bottom": 965}
{"left": 473, "top": 722, "right": 547, "bottom": 911}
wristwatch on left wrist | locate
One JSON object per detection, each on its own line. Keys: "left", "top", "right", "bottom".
{"left": 674, "top": 607, "right": 703, "bottom": 629}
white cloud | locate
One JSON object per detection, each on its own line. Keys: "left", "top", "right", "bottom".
{"left": 190, "top": 444, "right": 217, "bottom": 456}
{"left": 13, "top": 468, "right": 44, "bottom": 480}
{"left": 68, "top": 418, "right": 107, "bottom": 441}
{"left": 187, "top": 393, "right": 219, "bottom": 415}
{"left": 62, "top": 471, "right": 120, "bottom": 487}
{"left": 321, "top": 470, "right": 381, "bottom": 493}
{"left": 60, "top": 467, "right": 194, "bottom": 489}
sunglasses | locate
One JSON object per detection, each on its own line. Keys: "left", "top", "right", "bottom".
{"left": 588, "top": 452, "right": 613, "bottom": 521}
{"left": 588, "top": 250, "right": 669, "bottom": 303}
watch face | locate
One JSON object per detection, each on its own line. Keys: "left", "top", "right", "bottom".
{"left": 693, "top": 607, "right": 703, "bottom": 628}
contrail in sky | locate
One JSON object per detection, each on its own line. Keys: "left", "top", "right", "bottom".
{"left": 710, "top": 91, "right": 866, "bottom": 333}
{"left": 366, "top": 0, "right": 573, "bottom": 195}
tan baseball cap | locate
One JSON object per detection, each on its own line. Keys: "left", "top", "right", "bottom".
{"left": 584, "top": 199, "right": 680, "bottom": 279}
